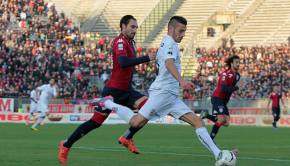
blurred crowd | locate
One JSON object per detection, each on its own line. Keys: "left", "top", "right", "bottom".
{"left": 0, "top": 0, "right": 156, "bottom": 101}
{"left": 0, "top": 0, "right": 288, "bottom": 101}
{"left": 184, "top": 45, "right": 289, "bottom": 100}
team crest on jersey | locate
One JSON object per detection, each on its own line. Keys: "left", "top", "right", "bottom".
{"left": 118, "top": 43, "right": 123, "bottom": 50}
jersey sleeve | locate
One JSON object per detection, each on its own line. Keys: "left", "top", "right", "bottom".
{"left": 53, "top": 87, "right": 57, "bottom": 97}
{"left": 36, "top": 85, "right": 46, "bottom": 91}
{"left": 161, "top": 39, "right": 176, "bottom": 60}
{"left": 30, "top": 91, "right": 34, "bottom": 98}
{"left": 269, "top": 94, "right": 273, "bottom": 99}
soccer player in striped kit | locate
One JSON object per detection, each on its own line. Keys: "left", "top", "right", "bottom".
{"left": 267, "top": 85, "right": 286, "bottom": 128}
{"left": 201, "top": 55, "right": 240, "bottom": 139}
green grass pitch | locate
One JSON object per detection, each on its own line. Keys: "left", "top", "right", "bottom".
{"left": 0, "top": 123, "right": 289, "bottom": 166}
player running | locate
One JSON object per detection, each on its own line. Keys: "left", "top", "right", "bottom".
{"left": 25, "top": 89, "right": 38, "bottom": 126}
{"left": 30, "top": 79, "right": 58, "bottom": 131}
{"left": 25, "top": 88, "right": 38, "bottom": 126}
{"left": 200, "top": 55, "right": 240, "bottom": 139}
{"left": 118, "top": 16, "right": 237, "bottom": 164}
{"left": 58, "top": 15, "right": 155, "bottom": 165}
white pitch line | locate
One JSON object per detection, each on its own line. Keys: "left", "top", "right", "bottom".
{"left": 73, "top": 146, "right": 290, "bottom": 163}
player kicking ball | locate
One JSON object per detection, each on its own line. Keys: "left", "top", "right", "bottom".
{"left": 59, "top": 16, "right": 238, "bottom": 166}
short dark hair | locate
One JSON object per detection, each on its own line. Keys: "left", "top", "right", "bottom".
{"left": 225, "top": 55, "right": 240, "bottom": 67}
{"left": 120, "top": 15, "right": 136, "bottom": 29}
{"left": 168, "top": 16, "right": 187, "bottom": 27}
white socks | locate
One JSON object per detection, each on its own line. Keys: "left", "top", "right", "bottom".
{"left": 103, "top": 100, "right": 135, "bottom": 122}
{"left": 195, "top": 127, "right": 221, "bottom": 159}
{"left": 32, "top": 115, "right": 45, "bottom": 128}
{"left": 26, "top": 113, "right": 33, "bottom": 122}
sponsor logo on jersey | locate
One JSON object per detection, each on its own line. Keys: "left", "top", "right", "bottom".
{"left": 118, "top": 44, "right": 123, "bottom": 50}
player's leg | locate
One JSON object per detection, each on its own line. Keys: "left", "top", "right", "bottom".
{"left": 89, "top": 87, "right": 137, "bottom": 122}
{"left": 59, "top": 87, "right": 135, "bottom": 163}
{"left": 31, "top": 112, "right": 46, "bottom": 130}
{"left": 272, "top": 107, "right": 280, "bottom": 128}
{"left": 276, "top": 108, "right": 281, "bottom": 126}
{"left": 58, "top": 107, "right": 111, "bottom": 165}
{"left": 209, "top": 99, "right": 229, "bottom": 139}
{"left": 168, "top": 99, "right": 221, "bottom": 160}
{"left": 119, "top": 93, "right": 147, "bottom": 140}
{"left": 119, "top": 91, "right": 172, "bottom": 154}
{"left": 26, "top": 104, "right": 35, "bottom": 126}
{"left": 202, "top": 98, "right": 218, "bottom": 122}
{"left": 31, "top": 104, "right": 48, "bottom": 130}
{"left": 118, "top": 90, "right": 148, "bottom": 154}
{"left": 118, "top": 112, "right": 148, "bottom": 154}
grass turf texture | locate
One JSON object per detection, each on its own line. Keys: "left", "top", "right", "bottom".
{"left": 0, "top": 123, "right": 289, "bottom": 166}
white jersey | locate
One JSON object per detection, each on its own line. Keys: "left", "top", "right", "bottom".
{"left": 149, "top": 35, "right": 181, "bottom": 95}
{"left": 37, "top": 84, "right": 57, "bottom": 106}
{"left": 29, "top": 89, "right": 38, "bottom": 113}
{"left": 30, "top": 90, "right": 38, "bottom": 104}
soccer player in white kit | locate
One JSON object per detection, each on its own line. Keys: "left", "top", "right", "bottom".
{"left": 31, "top": 79, "right": 58, "bottom": 131}
{"left": 116, "top": 16, "right": 237, "bottom": 163}
{"left": 25, "top": 89, "right": 38, "bottom": 126}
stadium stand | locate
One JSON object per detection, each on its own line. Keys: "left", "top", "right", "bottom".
{"left": 151, "top": 0, "right": 224, "bottom": 48}
{"left": 229, "top": 0, "right": 290, "bottom": 46}
{"left": 0, "top": 0, "right": 289, "bottom": 102}
{"left": 188, "top": 44, "right": 290, "bottom": 99}
{"left": 92, "top": 0, "right": 160, "bottom": 38}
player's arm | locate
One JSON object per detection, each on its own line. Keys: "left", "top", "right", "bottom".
{"left": 118, "top": 55, "right": 152, "bottom": 68}
{"left": 267, "top": 95, "right": 272, "bottom": 112}
{"left": 115, "top": 39, "right": 155, "bottom": 68}
{"left": 221, "top": 85, "right": 238, "bottom": 93}
{"left": 53, "top": 86, "right": 58, "bottom": 98}
{"left": 30, "top": 92, "right": 38, "bottom": 103}
{"left": 35, "top": 86, "right": 44, "bottom": 100}
{"left": 281, "top": 96, "right": 286, "bottom": 109}
{"left": 165, "top": 58, "right": 193, "bottom": 89}
{"left": 220, "top": 73, "right": 239, "bottom": 93}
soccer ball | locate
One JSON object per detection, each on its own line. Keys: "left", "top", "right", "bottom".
{"left": 215, "top": 150, "right": 237, "bottom": 166}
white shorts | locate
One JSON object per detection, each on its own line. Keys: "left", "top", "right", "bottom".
{"left": 37, "top": 102, "right": 49, "bottom": 113}
{"left": 29, "top": 102, "right": 38, "bottom": 113}
{"left": 138, "top": 91, "right": 193, "bottom": 120}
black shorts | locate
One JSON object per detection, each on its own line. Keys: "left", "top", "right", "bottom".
{"left": 272, "top": 107, "right": 280, "bottom": 116}
{"left": 211, "top": 97, "right": 229, "bottom": 116}
{"left": 102, "top": 86, "right": 145, "bottom": 110}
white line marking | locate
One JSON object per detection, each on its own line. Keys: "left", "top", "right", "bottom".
{"left": 73, "top": 146, "right": 290, "bottom": 163}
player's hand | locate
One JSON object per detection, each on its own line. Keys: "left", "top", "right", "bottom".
{"left": 148, "top": 53, "right": 156, "bottom": 61}
{"left": 180, "top": 80, "right": 194, "bottom": 90}
{"left": 283, "top": 107, "right": 288, "bottom": 115}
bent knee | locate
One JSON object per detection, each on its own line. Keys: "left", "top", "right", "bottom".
{"left": 223, "top": 122, "right": 230, "bottom": 127}
{"left": 180, "top": 113, "right": 204, "bottom": 128}
{"left": 129, "top": 114, "right": 147, "bottom": 128}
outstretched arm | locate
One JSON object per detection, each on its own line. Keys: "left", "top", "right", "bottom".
{"left": 118, "top": 56, "right": 151, "bottom": 68}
